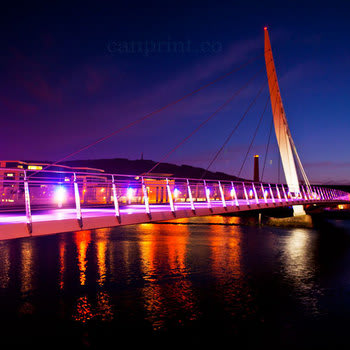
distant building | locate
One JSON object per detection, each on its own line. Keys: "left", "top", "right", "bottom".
{"left": 0, "top": 160, "right": 107, "bottom": 206}
{"left": 0, "top": 162, "right": 178, "bottom": 206}
{"left": 141, "top": 173, "right": 174, "bottom": 204}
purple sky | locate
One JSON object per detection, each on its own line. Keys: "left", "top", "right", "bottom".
{"left": 1, "top": 2, "right": 350, "bottom": 184}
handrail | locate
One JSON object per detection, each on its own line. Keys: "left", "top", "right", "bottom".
{"left": 0, "top": 167, "right": 348, "bottom": 197}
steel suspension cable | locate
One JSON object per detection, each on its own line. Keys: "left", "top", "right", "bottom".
{"left": 237, "top": 93, "right": 270, "bottom": 178}
{"left": 28, "top": 55, "right": 262, "bottom": 178}
{"left": 144, "top": 68, "right": 265, "bottom": 176}
{"left": 200, "top": 81, "right": 267, "bottom": 179}
{"left": 200, "top": 63, "right": 276, "bottom": 179}
{"left": 261, "top": 117, "right": 273, "bottom": 181}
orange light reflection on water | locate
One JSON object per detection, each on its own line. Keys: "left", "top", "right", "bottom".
{"left": 72, "top": 228, "right": 114, "bottom": 323}
{"left": 95, "top": 228, "right": 110, "bottom": 287}
{"left": 19, "top": 239, "right": 36, "bottom": 315}
{"left": 74, "top": 230, "right": 91, "bottom": 286}
{"left": 0, "top": 242, "right": 10, "bottom": 289}
{"left": 138, "top": 222, "right": 199, "bottom": 330}
{"left": 58, "top": 235, "right": 65, "bottom": 290}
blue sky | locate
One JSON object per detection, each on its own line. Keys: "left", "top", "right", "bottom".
{"left": 1, "top": 1, "right": 350, "bottom": 184}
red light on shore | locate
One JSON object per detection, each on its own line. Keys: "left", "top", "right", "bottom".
{"left": 264, "top": 26, "right": 267, "bottom": 31}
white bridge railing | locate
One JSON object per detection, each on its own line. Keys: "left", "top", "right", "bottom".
{"left": 0, "top": 167, "right": 349, "bottom": 233}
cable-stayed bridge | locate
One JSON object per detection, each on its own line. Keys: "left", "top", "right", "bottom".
{"left": 1, "top": 28, "right": 349, "bottom": 240}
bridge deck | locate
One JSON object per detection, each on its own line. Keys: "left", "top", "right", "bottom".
{"left": 0, "top": 197, "right": 346, "bottom": 241}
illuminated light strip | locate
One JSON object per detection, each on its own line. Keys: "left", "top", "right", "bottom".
{"left": 73, "top": 173, "right": 83, "bottom": 228}
{"left": 323, "top": 188, "right": 328, "bottom": 200}
{"left": 111, "top": 175, "right": 121, "bottom": 223}
{"left": 243, "top": 182, "right": 250, "bottom": 206}
{"left": 218, "top": 181, "right": 226, "bottom": 208}
{"left": 231, "top": 182, "right": 239, "bottom": 207}
{"left": 268, "top": 183, "right": 275, "bottom": 204}
{"left": 301, "top": 185, "right": 308, "bottom": 201}
{"left": 261, "top": 183, "right": 268, "bottom": 204}
{"left": 276, "top": 184, "right": 282, "bottom": 202}
{"left": 252, "top": 183, "right": 259, "bottom": 205}
{"left": 23, "top": 171, "right": 32, "bottom": 234}
{"left": 142, "top": 177, "right": 151, "bottom": 219}
{"left": 281, "top": 184, "right": 288, "bottom": 203}
{"left": 203, "top": 180, "right": 212, "bottom": 210}
{"left": 186, "top": 179, "right": 195, "bottom": 212}
{"left": 166, "top": 178, "right": 175, "bottom": 215}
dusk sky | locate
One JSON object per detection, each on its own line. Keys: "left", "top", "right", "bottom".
{"left": 1, "top": 1, "right": 350, "bottom": 184}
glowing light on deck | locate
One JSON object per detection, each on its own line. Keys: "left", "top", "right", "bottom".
{"left": 127, "top": 187, "right": 134, "bottom": 203}
{"left": 54, "top": 186, "right": 66, "bottom": 208}
{"left": 174, "top": 188, "right": 180, "bottom": 198}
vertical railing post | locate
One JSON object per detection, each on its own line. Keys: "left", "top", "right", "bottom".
{"left": 111, "top": 175, "right": 121, "bottom": 223}
{"left": 268, "top": 183, "right": 275, "bottom": 204}
{"left": 276, "top": 184, "right": 282, "bottom": 203}
{"left": 261, "top": 183, "right": 268, "bottom": 204}
{"left": 323, "top": 188, "right": 327, "bottom": 200}
{"left": 281, "top": 184, "right": 288, "bottom": 203}
{"left": 218, "top": 181, "right": 226, "bottom": 209}
{"left": 327, "top": 188, "right": 331, "bottom": 200}
{"left": 243, "top": 182, "right": 250, "bottom": 206}
{"left": 166, "top": 178, "right": 175, "bottom": 215}
{"left": 23, "top": 171, "right": 32, "bottom": 234}
{"left": 187, "top": 179, "right": 195, "bottom": 212}
{"left": 320, "top": 187, "right": 324, "bottom": 200}
{"left": 252, "top": 182, "right": 259, "bottom": 205}
{"left": 318, "top": 187, "right": 324, "bottom": 201}
{"left": 204, "top": 180, "right": 212, "bottom": 210}
{"left": 301, "top": 185, "right": 306, "bottom": 201}
{"left": 73, "top": 173, "right": 83, "bottom": 228}
{"left": 309, "top": 186, "right": 314, "bottom": 200}
{"left": 231, "top": 182, "right": 239, "bottom": 207}
{"left": 323, "top": 188, "right": 328, "bottom": 201}
{"left": 289, "top": 189, "right": 294, "bottom": 202}
{"left": 315, "top": 187, "right": 320, "bottom": 200}
{"left": 142, "top": 177, "right": 151, "bottom": 219}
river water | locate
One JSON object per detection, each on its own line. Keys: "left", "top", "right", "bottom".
{"left": 1, "top": 215, "right": 350, "bottom": 349}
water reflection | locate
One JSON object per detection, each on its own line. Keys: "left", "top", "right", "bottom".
{"left": 2, "top": 217, "right": 350, "bottom": 347}
{"left": 74, "top": 230, "right": 91, "bottom": 286}
{"left": 138, "top": 223, "right": 199, "bottom": 330}
{"left": 59, "top": 235, "right": 66, "bottom": 290}
{"left": 72, "top": 228, "right": 114, "bottom": 323}
{"left": 282, "top": 228, "right": 321, "bottom": 315}
{"left": 0, "top": 241, "right": 10, "bottom": 289}
{"left": 73, "top": 295, "right": 93, "bottom": 323}
{"left": 19, "top": 239, "right": 36, "bottom": 315}
{"left": 207, "top": 216, "right": 242, "bottom": 279}
{"left": 95, "top": 229, "right": 109, "bottom": 286}
{"left": 20, "top": 240, "right": 35, "bottom": 294}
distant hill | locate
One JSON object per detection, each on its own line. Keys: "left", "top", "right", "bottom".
{"left": 61, "top": 158, "right": 245, "bottom": 181}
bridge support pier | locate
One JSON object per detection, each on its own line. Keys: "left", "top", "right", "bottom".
{"left": 292, "top": 205, "right": 306, "bottom": 216}
{"left": 264, "top": 214, "right": 313, "bottom": 228}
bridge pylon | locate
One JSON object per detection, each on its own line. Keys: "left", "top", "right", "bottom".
{"left": 264, "top": 27, "right": 309, "bottom": 216}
